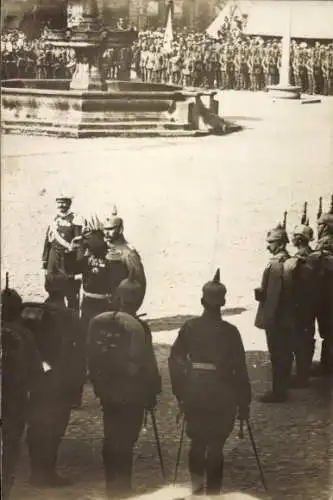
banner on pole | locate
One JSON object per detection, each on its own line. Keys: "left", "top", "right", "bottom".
{"left": 163, "top": 1, "right": 173, "bottom": 53}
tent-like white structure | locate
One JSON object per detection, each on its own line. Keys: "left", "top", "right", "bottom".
{"left": 207, "top": 0, "right": 333, "bottom": 40}
{"left": 206, "top": 0, "right": 252, "bottom": 38}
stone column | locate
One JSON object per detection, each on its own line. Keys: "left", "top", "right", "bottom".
{"left": 279, "top": 3, "right": 291, "bottom": 87}
{"left": 268, "top": 1, "right": 301, "bottom": 100}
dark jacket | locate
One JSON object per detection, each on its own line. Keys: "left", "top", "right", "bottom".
{"left": 88, "top": 311, "right": 161, "bottom": 407}
{"left": 168, "top": 310, "right": 251, "bottom": 417}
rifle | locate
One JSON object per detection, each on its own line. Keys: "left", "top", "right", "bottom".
{"left": 301, "top": 202, "right": 308, "bottom": 225}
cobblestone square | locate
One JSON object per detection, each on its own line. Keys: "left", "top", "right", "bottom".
{"left": 2, "top": 91, "right": 333, "bottom": 499}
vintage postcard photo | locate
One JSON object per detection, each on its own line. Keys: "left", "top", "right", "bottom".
{"left": 1, "top": 1, "right": 333, "bottom": 499}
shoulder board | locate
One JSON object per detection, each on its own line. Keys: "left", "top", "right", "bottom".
{"left": 127, "top": 243, "right": 136, "bottom": 252}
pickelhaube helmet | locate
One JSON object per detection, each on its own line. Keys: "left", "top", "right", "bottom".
{"left": 292, "top": 202, "right": 314, "bottom": 241}
{"left": 116, "top": 270, "right": 142, "bottom": 311}
{"left": 1, "top": 272, "right": 23, "bottom": 321}
{"left": 266, "top": 212, "right": 289, "bottom": 244}
{"left": 103, "top": 205, "right": 123, "bottom": 230}
{"left": 202, "top": 268, "right": 227, "bottom": 307}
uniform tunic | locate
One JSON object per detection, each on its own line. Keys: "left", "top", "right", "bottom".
{"left": 2, "top": 319, "right": 42, "bottom": 499}
{"left": 42, "top": 211, "right": 83, "bottom": 308}
{"left": 169, "top": 310, "right": 251, "bottom": 443}
{"left": 255, "top": 249, "right": 298, "bottom": 395}
{"left": 21, "top": 301, "right": 85, "bottom": 482}
{"left": 88, "top": 311, "right": 161, "bottom": 494}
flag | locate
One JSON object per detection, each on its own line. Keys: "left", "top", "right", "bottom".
{"left": 163, "top": 1, "right": 173, "bottom": 54}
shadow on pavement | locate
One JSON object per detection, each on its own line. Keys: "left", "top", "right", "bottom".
{"left": 148, "top": 308, "right": 247, "bottom": 332}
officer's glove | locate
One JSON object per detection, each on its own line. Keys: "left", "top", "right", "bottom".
{"left": 70, "top": 235, "right": 83, "bottom": 250}
{"left": 254, "top": 287, "right": 264, "bottom": 302}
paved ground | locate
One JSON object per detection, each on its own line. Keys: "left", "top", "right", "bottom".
{"left": 2, "top": 90, "right": 333, "bottom": 499}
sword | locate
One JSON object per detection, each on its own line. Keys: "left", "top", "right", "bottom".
{"left": 245, "top": 420, "right": 268, "bottom": 492}
{"left": 149, "top": 409, "right": 166, "bottom": 480}
{"left": 173, "top": 413, "right": 186, "bottom": 484}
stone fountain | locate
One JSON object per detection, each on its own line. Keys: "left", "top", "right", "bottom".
{"left": 1, "top": 0, "right": 239, "bottom": 138}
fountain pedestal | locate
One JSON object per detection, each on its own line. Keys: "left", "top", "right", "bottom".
{"left": 1, "top": 0, "right": 240, "bottom": 138}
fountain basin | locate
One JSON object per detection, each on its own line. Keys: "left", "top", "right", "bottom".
{"left": 1, "top": 80, "right": 240, "bottom": 138}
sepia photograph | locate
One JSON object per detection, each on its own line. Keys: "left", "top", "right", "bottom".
{"left": 1, "top": 0, "right": 333, "bottom": 499}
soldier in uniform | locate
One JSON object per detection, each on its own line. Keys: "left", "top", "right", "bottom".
{"left": 168, "top": 269, "right": 251, "bottom": 496}
{"left": 88, "top": 275, "right": 161, "bottom": 498}
{"left": 103, "top": 206, "right": 146, "bottom": 311}
{"left": 255, "top": 216, "right": 297, "bottom": 402}
{"left": 311, "top": 197, "right": 333, "bottom": 376}
{"left": 289, "top": 206, "right": 317, "bottom": 388}
{"left": 42, "top": 193, "right": 83, "bottom": 312}
{"left": 21, "top": 280, "right": 85, "bottom": 487}
{"left": 2, "top": 277, "right": 42, "bottom": 499}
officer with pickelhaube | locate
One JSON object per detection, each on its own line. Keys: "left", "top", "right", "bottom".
{"left": 1, "top": 275, "right": 42, "bottom": 499}
{"left": 289, "top": 203, "right": 317, "bottom": 388}
{"left": 103, "top": 205, "right": 146, "bottom": 310}
{"left": 88, "top": 273, "right": 161, "bottom": 498}
{"left": 169, "top": 269, "right": 251, "bottom": 496}
{"left": 42, "top": 192, "right": 83, "bottom": 312}
{"left": 255, "top": 213, "right": 296, "bottom": 402}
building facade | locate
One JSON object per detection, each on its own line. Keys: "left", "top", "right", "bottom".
{"left": 2, "top": 0, "right": 221, "bottom": 33}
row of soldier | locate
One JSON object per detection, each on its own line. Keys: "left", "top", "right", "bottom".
{"left": 2, "top": 193, "right": 252, "bottom": 499}
{"left": 2, "top": 193, "right": 333, "bottom": 498}
{"left": 2, "top": 28, "right": 333, "bottom": 95}
{"left": 255, "top": 196, "right": 333, "bottom": 402}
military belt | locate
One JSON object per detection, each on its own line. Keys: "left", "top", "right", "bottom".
{"left": 83, "top": 291, "right": 112, "bottom": 300}
{"left": 192, "top": 362, "right": 216, "bottom": 371}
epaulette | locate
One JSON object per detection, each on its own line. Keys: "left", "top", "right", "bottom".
{"left": 72, "top": 213, "right": 84, "bottom": 226}
{"left": 127, "top": 243, "right": 136, "bottom": 252}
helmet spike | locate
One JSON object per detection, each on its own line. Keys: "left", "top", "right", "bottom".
{"left": 112, "top": 205, "right": 118, "bottom": 216}
{"left": 317, "top": 196, "right": 323, "bottom": 220}
{"left": 306, "top": 217, "right": 310, "bottom": 227}
{"left": 213, "top": 268, "right": 220, "bottom": 283}
{"left": 301, "top": 202, "right": 307, "bottom": 225}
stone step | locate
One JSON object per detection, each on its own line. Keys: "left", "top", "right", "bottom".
{"left": 2, "top": 120, "right": 190, "bottom": 130}
{"left": 2, "top": 123, "right": 210, "bottom": 138}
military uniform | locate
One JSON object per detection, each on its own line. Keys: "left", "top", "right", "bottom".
{"left": 103, "top": 208, "right": 146, "bottom": 311}
{"left": 312, "top": 212, "right": 333, "bottom": 375}
{"left": 290, "top": 223, "right": 317, "bottom": 387}
{"left": 169, "top": 270, "right": 251, "bottom": 495}
{"left": 1, "top": 286, "right": 42, "bottom": 499}
{"left": 88, "top": 277, "right": 161, "bottom": 497}
{"left": 255, "top": 224, "right": 296, "bottom": 402}
{"left": 42, "top": 200, "right": 83, "bottom": 311}
{"left": 21, "top": 297, "right": 85, "bottom": 487}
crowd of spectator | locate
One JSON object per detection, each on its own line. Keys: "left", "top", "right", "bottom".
{"left": 2, "top": 17, "right": 333, "bottom": 95}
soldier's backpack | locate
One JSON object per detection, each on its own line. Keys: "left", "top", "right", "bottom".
{"left": 88, "top": 311, "right": 150, "bottom": 404}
